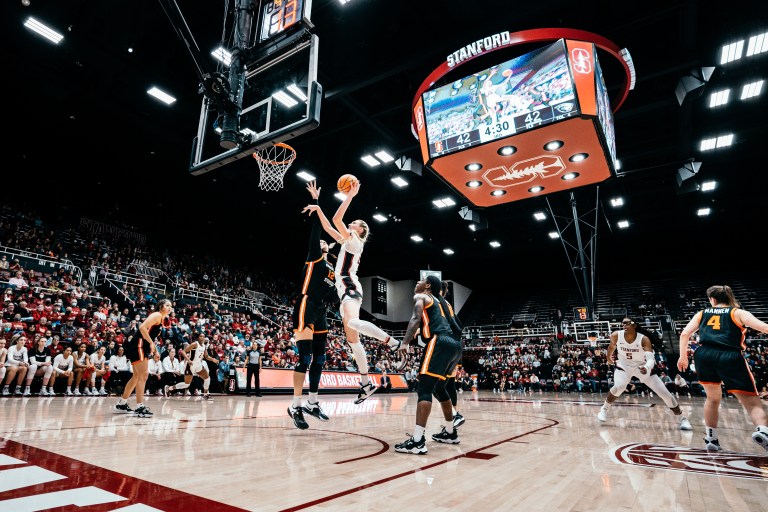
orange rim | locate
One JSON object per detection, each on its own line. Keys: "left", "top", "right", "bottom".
{"left": 252, "top": 142, "right": 296, "bottom": 165}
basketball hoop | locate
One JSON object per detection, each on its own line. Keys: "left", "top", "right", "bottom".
{"left": 253, "top": 142, "right": 297, "bottom": 192}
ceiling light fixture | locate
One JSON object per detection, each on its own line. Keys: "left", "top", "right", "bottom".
{"left": 533, "top": 212, "right": 546, "bottom": 220}
{"left": 741, "top": 79, "right": 764, "bottom": 100}
{"left": 211, "top": 47, "right": 232, "bottom": 66}
{"left": 443, "top": 248, "right": 454, "bottom": 255}
{"left": 498, "top": 146, "right": 516, "bottom": 156}
{"left": 432, "top": 197, "right": 456, "bottom": 208}
{"left": 464, "top": 163, "right": 482, "bottom": 171}
{"left": 374, "top": 150, "right": 394, "bottom": 163}
{"left": 372, "top": 213, "right": 388, "bottom": 222}
{"left": 746, "top": 32, "right": 767, "bottom": 57}
{"left": 610, "top": 197, "right": 624, "bottom": 207}
{"left": 617, "top": 220, "right": 629, "bottom": 228}
{"left": 147, "top": 87, "right": 176, "bottom": 105}
{"left": 391, "top": 176, "right": 408, "bottom": 188}
{"left": 697, "top": 207, "right": 711, "bottom": 216}
{"left": 410, "top": 235, "right": 423, "bottom": 242}
{"left": 562, "top": 172, "right": 579, "bottom": 180}
{"left": 272, "top": 90, "right": 298, "bottom": 107}
{"left": 296, "top": 171, "right": 315, "bottom": 181}
{"left": 489, "top": 241, "right": 501, "bottom": 248}
{"left": 528, "top": 186, "right": 544, "bottom": 193}
{"left": 361, "top": 155, "right": 380, "bottom": 167}
{"left": 490, "top": 190, "right": 506, "bottom": 197}
{"left": 701, "top": 180, "right": 717, "bottom": 192}
{"left": 466, "top": 180, "right": 482, "bottom": 188}
{"left": 548, "top": 232, "right": 560, "bottom": 239}
{"left": 24, "top": 17, "right": 64, "bottom": 44}
{"left": 287, "top": 84, "right": 307, "bottom": 101}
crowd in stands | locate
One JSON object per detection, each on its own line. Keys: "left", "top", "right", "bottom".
{"left": 1, "top": 203, "right": 767, "bottom": 400}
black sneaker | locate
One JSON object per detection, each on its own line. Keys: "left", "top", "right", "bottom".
{"left": 302, "top": 402, "right": 330, "bottom": 421}
{"left": 452, "top": 413, "right": 465, "bottom": 429}
{"left": 395, "top": 434, "right": 427, "bottom": 455}
{"left": 114, "top": 402, "right": 133, "bottom": 414}
{"left": 431, "top": 426, "right": 460, "bottom": 444}
{"left": 354, "top": 381, "right": 378, "bottom": 404}
{"left": 288, "top": 406, "right": 309, "bottom": 430}
{"left": 134, "top": 405, "right": 154, "bottom": 418}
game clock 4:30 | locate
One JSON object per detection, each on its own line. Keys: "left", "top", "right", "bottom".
{"left": 259, "top": 0, "right": 307, "bottom": 42}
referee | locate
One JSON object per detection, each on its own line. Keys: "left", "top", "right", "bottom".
{"left": 244, "top": 342, "right": 263, "bottom": 397}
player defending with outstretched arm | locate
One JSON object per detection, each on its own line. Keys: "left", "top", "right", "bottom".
{"left": 678, "top": 285, "right": 768, "bottom": 452}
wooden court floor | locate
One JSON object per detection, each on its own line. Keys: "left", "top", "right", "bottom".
{"left": 1, "top": 390, "right": 766, "bottom": 512}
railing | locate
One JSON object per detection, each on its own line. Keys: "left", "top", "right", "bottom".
{"left": 92, "top": 267, "right": 167, "bottom": 297}
{"left": 0, "top": 245, "right": 83, "bottom": 282}
{"left": 173, "top": 287, "right": 258, "bottom": 312}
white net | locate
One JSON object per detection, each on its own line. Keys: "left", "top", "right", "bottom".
{"left": 253, "top": 143, "right": 296, "bottom": 192}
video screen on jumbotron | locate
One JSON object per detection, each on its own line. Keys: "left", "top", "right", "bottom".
{"left": 423, "top": 39, "right": 579, "bottom": 159}
{"left": 594, "top": 54, "right": 616, "bottom": 165}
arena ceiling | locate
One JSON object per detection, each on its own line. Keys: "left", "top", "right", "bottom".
{"left": 4, "top": 0, "right": 766, "bottom": 292}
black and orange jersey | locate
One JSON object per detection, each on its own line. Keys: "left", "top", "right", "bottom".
{"left": 698, "top": 306, "right": 747, "bottom": 351}
{"left": 419, "top": 293, "right": 453, "bottom": 340}
{"left": 300, "top": 212, "right": 336, "bottom": 303}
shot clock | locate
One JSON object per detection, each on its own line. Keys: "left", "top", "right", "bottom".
{"left": 258, "top": 0, "right": 312, "bottom": 43}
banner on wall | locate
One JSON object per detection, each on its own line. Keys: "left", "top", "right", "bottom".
{"left": 233, "top": 368, "right": 408, "bottom": 391}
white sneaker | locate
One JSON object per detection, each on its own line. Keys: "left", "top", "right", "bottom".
{"left": 22, "top": 388, "right": 31, "bottom": 396}
{"left": 74, "top": 389, "right": 81, "bottom": 396}
{"left": 2, "top": 387, "right": 9, "bottom": 396}
{"left": 66, "top": 389, "right": 73, "bottom": 396}
{"left": 353, "top": 381, "right": 378, "bottom": 404}
{"left": 39, "top": 388, "right": 48, "bottom": 396}
{"left": 99, "top": 388, "right": 107, "bottom": 396}
{"left": 680, "top": 417, "right": 692, "bottom": 431}
{"left": 597, "top": 406, "right": 609, "bottom": 422}
{"left": 84, "top": 388, "right": 92, "bottom": 396}
{"left": 752, "top": 429, "right": 768, "bottom": 452}
{"left": 704, "top": 437, "right": 723, "bottom": 451}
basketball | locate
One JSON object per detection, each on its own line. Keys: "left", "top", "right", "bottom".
{"left": 337, "top": 174, "right": 358, "bottom": 193}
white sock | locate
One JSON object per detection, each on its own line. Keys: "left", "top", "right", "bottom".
{"left": 603, "top": 401, "right": 613, "bottom": 408}
{"left": 117, "top": 398, "right": 126, "bottom": 405}
{"left": 451, "top": 406, "right": 457, "bottom": 416}
{"left": 348, "top": 318, "right": 389, "bottom": 342}
{"left": 308, "top": 392, "right": 318, "bottom": 405}
{"left": 349, "top": 342, "right": 369, "bottom": 382}
{"left": 292, "top": 396, "right": 302, "bottom": 408}
{"left": 705, "top": 426, "right": 717, "bottom": 439}
{"left": 445, "top": 423, "right": 454, "bottom": 434}
{"left": 413, "top": 425, "right": 425, "bottom": 441}
{"left": 136, "top": 403, "right": 143, "bottom": 409}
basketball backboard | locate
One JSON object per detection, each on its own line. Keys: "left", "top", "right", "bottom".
{"left": 189, "top": 31, "right": 321, "bottom": 176}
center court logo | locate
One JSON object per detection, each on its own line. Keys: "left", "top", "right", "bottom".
{"left": 610, "top": 443, "right": 768, "bottom": 480}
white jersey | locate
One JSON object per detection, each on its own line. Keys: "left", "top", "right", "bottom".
{"left": 75, "top": 351, "right": 89, "bottom": 366}
{"left": 335, "top": 233, "right": 364, "bottom": 300}
{"left": 6, "top": 345, "right": 28, "bottom": 367}
{"left": 53, "top": 353, "right": 74, "bottom": 373}
{"left": 90, "top": 352, "right": 106, "bottom": 369}
{"left": 190, "top": 342, "right": 207, "bottom": 372}
{"left": 615, "top": 330, "right": 646, "bottom": 368}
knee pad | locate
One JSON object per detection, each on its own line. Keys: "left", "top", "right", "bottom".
{"left": 433, "top": 385, "right": 450, "bottom": 402}
{"left": 309, "top": 361, "right": 324, "bottom": 374}
{"left": 295, "top": 360, "right": 309, "bottom": 374}
{"left": 314, "top": 354, "right": 326, "bottom": 367}
{"left": 417, "top": 375, "right": 436, "bottom": 403}
{"left": 610, "top": 385, "right": 622, "bottom": 396}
